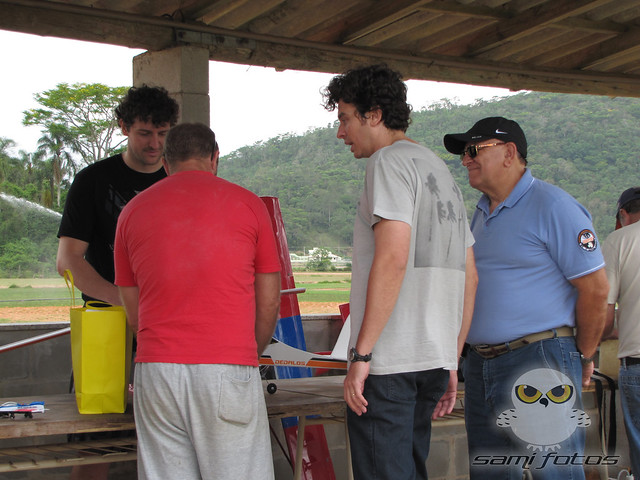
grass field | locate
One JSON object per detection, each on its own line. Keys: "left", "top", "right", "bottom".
{"left": 0, "top": 273, "right": 351, "bottom": 322}
{"left": 292, "top": 272, "right": 350, "bottom": 303}
{"left": 0, "top": 278, "right": 80, "bottom": 308}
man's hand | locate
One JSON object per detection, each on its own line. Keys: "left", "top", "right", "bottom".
{"left": 432, "top": 370, "right": 458, "bottom": 419}
{"left": 344, "top": 361, "right": 369, "bottom": 415}
{"left": 581, "top": 360, "right": 594, "bottom": 389}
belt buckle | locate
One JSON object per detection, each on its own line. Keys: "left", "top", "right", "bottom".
{"left": 474, "top": 343, "right": 507, "bottom": 359}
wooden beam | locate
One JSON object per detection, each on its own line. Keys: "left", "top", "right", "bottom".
{"left": 298, "top": 2, "right": 370, "bottom": 43}
{"left": 528, "top": 35, "right": 615, "bottom": 67}
{"left": 465, "top": 0, "right": 613, "bottom": 56}
{"left": 476, "top": 29, "right": 572, "bottom": 62}
{"left": 340, "top": 0, "right": 435, "bottom": 44}
{"left": 348, "top": 10, "right": 439, "bottom": 47}
{"left": 189, "top": 0, "right": 253, "bottom": 25}
{"left": 2, "top": 0, "right": 640, "bottom": 98}
{"left": 199, "top": 31, "right": 640, "bottom": 97}
{"left": 0, "top": 1, "right": 174, "bottom": 51}
{"left": 249, "top": 0, "right": 352, "bottom": 38}
{"left": 581, "top": 28, "right": 640, "bottom": 70}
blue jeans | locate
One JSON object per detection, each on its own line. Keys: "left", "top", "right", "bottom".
{"left": 619, "top": 360, "right": 640, "bottom": 474}
{"left": 347, "top": 368, "right": 449, "bottom": 480}
{"left": 463, "top": 336, "right": 586, "bottom": 480}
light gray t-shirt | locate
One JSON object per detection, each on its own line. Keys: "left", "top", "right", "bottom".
{"left": 603, "top": 220, "right": 640, "bottom": 359}
{"left": 350, "top": 140, "right": 473, "bottom": 375}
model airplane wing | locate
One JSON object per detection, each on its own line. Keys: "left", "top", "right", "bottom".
{"left": 260, "top": 316, "right": 350, "bottom": 370}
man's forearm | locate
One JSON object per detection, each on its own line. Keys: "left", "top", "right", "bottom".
{"left": 118, "top": 286, "right": 139, "bottom": 333}
{"left": 458, "top": 246, "right": 478, "bottom": 357}
{"left": 65, "top": 260, "right": 121, "bottom": 305}
{"left": 57, "top": 238, "right": 121, "bottom": 305}
{"left": 254, "top": 272, "right": 281, "bottom": 355}
{"left": 572, "top": 269, "right": 609, "bottom": 357}
{"left": 601, "top": 304, "right": 616, "bottom": 340}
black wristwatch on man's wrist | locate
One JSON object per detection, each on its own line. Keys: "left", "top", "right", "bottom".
{"left": 349, "top": 347, "right": 372, "bottom": 363}
{"left": 579, "top": 353, "right": 595, "bottom": 365}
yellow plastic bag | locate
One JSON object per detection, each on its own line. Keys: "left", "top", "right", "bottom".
{"left": 64, "top": 270, "right": 132, "bottom": 414}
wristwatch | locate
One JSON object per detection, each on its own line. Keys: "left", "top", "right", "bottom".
{"left": 580, "top": 353, "right": 595, "bottom": 365}
{"left": 349, "top": 347, "right": 372, "bottom": 363}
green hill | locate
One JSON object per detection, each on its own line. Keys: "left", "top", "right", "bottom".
{"left": 2, "top": 90, "right": 640, "bottom": 277}
{"left": 219, "top": 91, "right": 640, "bottom": 251}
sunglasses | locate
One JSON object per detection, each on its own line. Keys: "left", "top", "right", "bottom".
{"left": 460, "top": 142, "right": 506, "bottom": 161}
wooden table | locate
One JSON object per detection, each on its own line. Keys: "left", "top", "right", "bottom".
{"left": 0, "top": 375, "right": 348, "bottom": 474}
{"left": 264, "top": 375, "right": 346, "bottom": 418}
{"left": 263, "top": 376, "right": 351, "bottom": 480}
{"left": 0, "top": 394, "right": 135, "bottom": 440}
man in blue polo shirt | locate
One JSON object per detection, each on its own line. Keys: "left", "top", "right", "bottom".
{"left": 444, "top": 117, "right": 609, "bottom": 479}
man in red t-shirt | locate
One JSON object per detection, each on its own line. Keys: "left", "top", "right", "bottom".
{"left": 114, "top": 123, "right": 281, "bottom": 480}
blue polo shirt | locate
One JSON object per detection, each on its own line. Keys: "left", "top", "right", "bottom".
{"left": 467, "top": 169, "right": 604, "bottom": 345}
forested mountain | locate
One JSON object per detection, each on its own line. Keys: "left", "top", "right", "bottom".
{"left": 2, "top": 90, "right": 640, "bottom": 276}
{"left": 219, "top": 91, "right": 640, "bottom": 254}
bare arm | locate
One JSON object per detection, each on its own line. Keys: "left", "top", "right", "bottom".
{"left": 345, "top": 219, "right": 410, "bottom": 415}
{"left": 602, "top": 304, "right": 617, "bottom": 340}
{"left": 458, "top": 246, "right": 478, "bottom": 357}
{"left": 433, "top": 246, "right": 478, "bottom": 419}
{"left": 571, "top": 268, "right": 609, "bottom": 357}
{"left": 57, "top": 236, "right": 121, "bottom": 305}
{"left": 254, "top": 271, "right": 281, "bottom": 356}
{"left": 570, "top": 268, "right": 609, "bottom": 387}
{"left": 118, "top": 285, "right": 139, "bottom": 333}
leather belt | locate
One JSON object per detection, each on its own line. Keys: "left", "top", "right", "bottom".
{"left": 471, "top": 327, "right": 575, "bottom": 359}
{"left": 621, "top": 357, "right": 640, "bottom": 366}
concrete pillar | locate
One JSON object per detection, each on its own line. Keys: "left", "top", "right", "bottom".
{"left": 132, "top": 46, "right": 210, "bottom": 125}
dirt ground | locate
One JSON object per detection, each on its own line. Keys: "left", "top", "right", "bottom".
{"left": 0, "top": 303, "right": 343, "bottom": 323}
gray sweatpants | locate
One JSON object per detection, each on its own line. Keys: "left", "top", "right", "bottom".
{"left": 134, "top": 363, "right": 274, "bottom": 480}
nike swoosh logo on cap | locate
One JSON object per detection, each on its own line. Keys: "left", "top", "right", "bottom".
{"left": 495, "top": 129, "right": 507, "bottom": 134}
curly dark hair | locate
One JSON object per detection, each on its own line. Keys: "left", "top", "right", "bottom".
{"left": 322, "top": 64, "right": 412, "bottom": 132}
{"left": 115, "top": 85, "right": 180, "bottom": 128}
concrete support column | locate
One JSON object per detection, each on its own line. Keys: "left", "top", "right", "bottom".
{"left": 132, "top": 46, "right": 210, "bottom": 125}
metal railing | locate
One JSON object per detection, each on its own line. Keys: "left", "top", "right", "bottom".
{"left": 0, "top": 288, "right": 308, "bottom": 355}
{"left": 0, "top": 327, "right": 70, "bottom": 354}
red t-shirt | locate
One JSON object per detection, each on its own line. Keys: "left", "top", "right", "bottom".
{"left": 114, "top": 170, "right": 280, "bottom": 366}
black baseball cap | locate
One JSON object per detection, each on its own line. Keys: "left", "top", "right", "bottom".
{"left": 616, "top": 187, "right": 640, "bottom": 214}
{"left": 443, "top": 116, "right": 528, "bottom": 160}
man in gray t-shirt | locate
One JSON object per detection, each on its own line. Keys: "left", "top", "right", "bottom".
{"left": 322, "top": 64, "right": 477, "bottom": 480}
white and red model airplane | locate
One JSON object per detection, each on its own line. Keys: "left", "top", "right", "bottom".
{"left": 0, "top": 401, "right": 45, "bottom": 419}
{"left": 260, "top": 315, "right": 349, "bottom": 371}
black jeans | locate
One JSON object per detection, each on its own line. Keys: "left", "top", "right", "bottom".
{"left": 347, "top": 368, "right": 449, "bottom": 480}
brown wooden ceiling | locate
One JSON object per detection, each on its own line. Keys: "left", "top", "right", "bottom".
{"left": 3, "top": 0, "right": 640, "bottom": 97}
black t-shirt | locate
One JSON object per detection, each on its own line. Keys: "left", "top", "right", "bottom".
{"left": 58, "top": 154, "right": 166, "bottom": 301}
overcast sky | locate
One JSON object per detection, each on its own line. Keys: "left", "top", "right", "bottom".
{"left": 1, "top": 29, "right": 515, "bottom": 156}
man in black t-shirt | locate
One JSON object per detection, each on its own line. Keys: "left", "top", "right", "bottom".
{"left": 57, "top": 86, "right": 179, "bottom": 304}
{"left": 56, "top": 85, "right": 179, "bottom": 480}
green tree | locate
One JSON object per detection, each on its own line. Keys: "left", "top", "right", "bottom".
{"left": 22, "top": 83, "right": 128, "bottom": 169}
{"left": 0, "top": 137, "right": 16, "bottom": 182}
{"left": 0, "top": 238, "right": 44, "bottom": 277}
{"left": 36, "top": 125, "right": 74, "bottom": 208}
{"left": 305, "top": 248, "right": 334, "bottom": 272}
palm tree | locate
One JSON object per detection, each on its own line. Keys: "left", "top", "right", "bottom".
{"left": 37, "top": 126, "right": 74, "bottom": 208}
{"left": 0, "top": 137, "right": 17, "bottom": 183}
